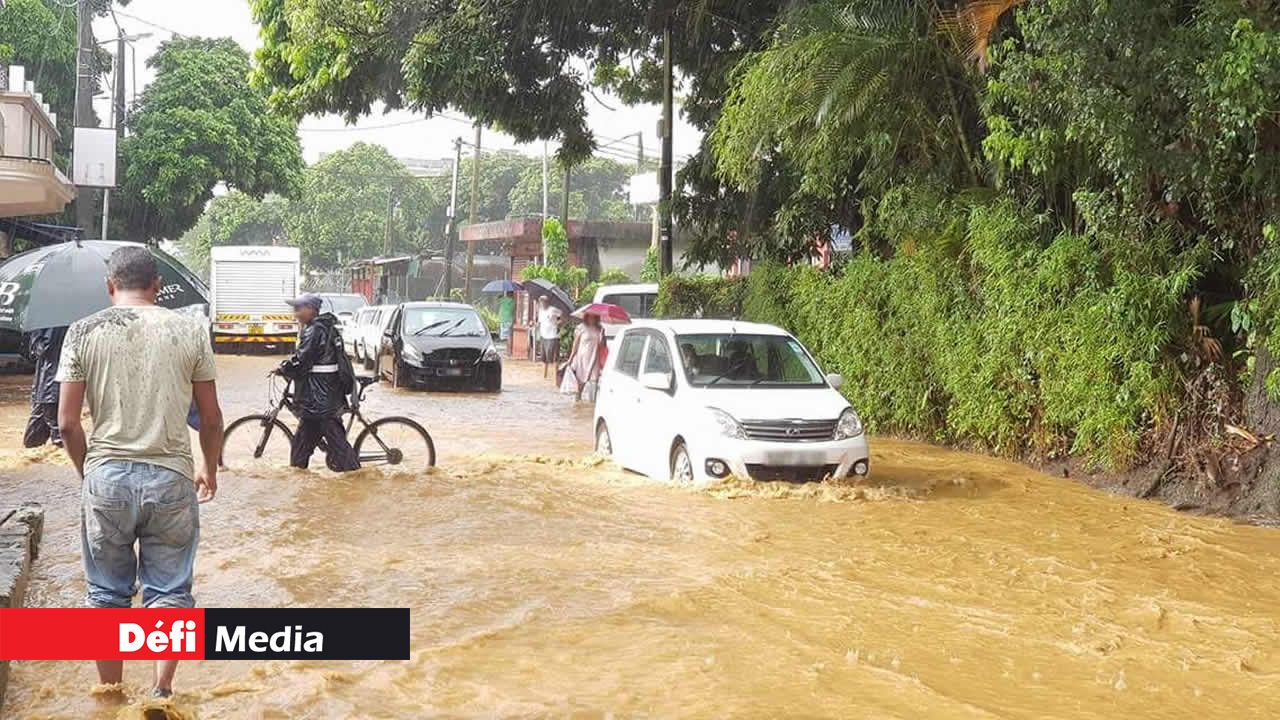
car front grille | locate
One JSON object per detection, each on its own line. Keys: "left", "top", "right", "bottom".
{"left": 422, "top": 347, "right": 482, "bottom": 365}
{"left": 740, "top": 418, "right": 837, "bottom": 442}
{"left": 745, "top": 464, "right": 840, "bottom": 483}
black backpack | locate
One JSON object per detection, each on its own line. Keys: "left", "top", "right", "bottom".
{"left": 331, "top": 327, "right": 358, "bottom": 408}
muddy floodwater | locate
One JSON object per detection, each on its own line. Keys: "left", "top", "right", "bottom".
{"left": 2, "top": 355, "right": 1279, "bottom": 718}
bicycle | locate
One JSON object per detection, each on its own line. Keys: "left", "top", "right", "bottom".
{"left": 220, "top": 374, "right": 436, "bottom": 473}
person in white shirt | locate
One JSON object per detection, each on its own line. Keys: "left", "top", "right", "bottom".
{"left": 536, "top": 295, "right": 564, "bottom": 379}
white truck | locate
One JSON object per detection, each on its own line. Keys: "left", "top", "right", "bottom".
{"left": 209, "top": 245, "right": 302, "bottom": 352}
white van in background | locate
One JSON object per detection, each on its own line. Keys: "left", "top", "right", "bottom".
{"left": 210, "top": 245, "right": 301, "bottom": 352}
{"left": 593, "top": 283, "right": 659, "bottom": 339}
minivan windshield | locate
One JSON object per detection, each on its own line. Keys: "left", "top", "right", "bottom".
{"left": 675, "top": 333, "right": 826, "bottom": 387}
{"left": 403, "top": 307, "right": 487, "bottom": 337}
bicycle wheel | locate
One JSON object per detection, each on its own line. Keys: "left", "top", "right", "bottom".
{"left": 354, "top": 416, "right": 435, "bottom": 470}
{"left": 221, "top": 414, "right": 294, "bottom": 475}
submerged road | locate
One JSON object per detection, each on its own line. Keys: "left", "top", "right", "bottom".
{"left": 2, "top": 355, "right": 1278, "bottom": 718}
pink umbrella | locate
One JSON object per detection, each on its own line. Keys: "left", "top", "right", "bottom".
{"left": 572, "top": 302, "right": 631, "bottom": 324}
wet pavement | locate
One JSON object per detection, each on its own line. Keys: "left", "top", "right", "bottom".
{"left": 1, "top": 354, "right": 1279, "bottom": 718}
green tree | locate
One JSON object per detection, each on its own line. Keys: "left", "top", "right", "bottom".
{"left": 441, "top": 150, "right": 541, "bottom": 224}
{"left": 286, "top": 142, "right": 440, "bottom": 270}
{"left": 250, "top": 0, "right": 788, "bottom": 162}
{"left": 115, "top": 37, "right": 304, "bottom": 242}
{"left": 175, "top": 192, "right": 289, "bottom": 276}
{"left": 508, "top": 157, "right": 634, "bottom": 221}
{"left": 542, "top": 217, "right": 569, "bottom": 271}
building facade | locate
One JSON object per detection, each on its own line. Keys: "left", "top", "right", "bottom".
{"left": 0, "top": 65, "right": 75, "bottom": 254}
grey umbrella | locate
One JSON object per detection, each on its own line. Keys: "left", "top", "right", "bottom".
{"left": 0, "top": 240, "right": 209, "bottom": 331}
{"left": 522, "top": 278, "right": 575, "bottom": 316}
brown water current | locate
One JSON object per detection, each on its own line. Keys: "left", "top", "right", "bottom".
{"left": 1, "top": 356, "right": 1278, "bottom": 718}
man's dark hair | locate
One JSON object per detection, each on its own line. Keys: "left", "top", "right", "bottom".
{"left": 107, "top": 246, "right": 159, "bottom": 291}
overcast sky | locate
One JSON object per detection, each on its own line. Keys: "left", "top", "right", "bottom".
{"left": 91, "top": 0, "right": 703, "bottom": 167}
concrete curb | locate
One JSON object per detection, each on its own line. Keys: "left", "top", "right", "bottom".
{"left": 0, "top": 503, "right": 45, "bottom": 712}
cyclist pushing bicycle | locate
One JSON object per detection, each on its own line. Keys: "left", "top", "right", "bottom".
{"left": 276, "top": 293, "right": 360, "bottom": 471}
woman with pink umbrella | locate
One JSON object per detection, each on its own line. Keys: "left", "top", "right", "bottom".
{"left": 561, "top": 302, "right": 630, "bottom": 402}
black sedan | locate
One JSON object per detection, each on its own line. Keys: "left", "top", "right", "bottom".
{"left": 376, "top": 302, "right": 502, "bottom": 391}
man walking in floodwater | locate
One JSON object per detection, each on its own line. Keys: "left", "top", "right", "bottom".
{"left": 277, "top": 292, "right": 360, "bottom": 471}
{"left": 57, "top": 246, "right": 224, "bottom": 700}
{"left": 22, "top": 325, "right": 66, "bottom": 447}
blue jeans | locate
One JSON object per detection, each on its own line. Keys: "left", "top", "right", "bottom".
{"left": 80, "top": 460, "right": 199, "bottom": 608}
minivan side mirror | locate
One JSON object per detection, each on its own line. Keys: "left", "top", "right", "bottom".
{"left": 825, "top": 373, "right": 844, "bottom": 390}
{"left": 641, "top": 371, "right": 674, "bottom": 393}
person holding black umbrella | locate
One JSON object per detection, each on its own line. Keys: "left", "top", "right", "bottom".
{"left": 21, "top": 325, "right": 66, "bottom": 447}
{"left": 536, "top": 294, "right": 564, "bottom": 379}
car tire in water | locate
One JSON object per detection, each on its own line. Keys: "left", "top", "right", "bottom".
{"left": 595, "top": 421, "right": 612, "bottom": 457}
{"left": 670, "top": 440, "right": 694, "bottom": 484}
{"left": 391, "top": 358, "right": 406, "bottom": 389}
{"left": 354, "top": 416, "right": 436, "bottom": 469}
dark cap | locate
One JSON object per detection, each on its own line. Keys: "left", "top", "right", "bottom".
{"left": 286, "top": 293, "right": 323, "bottom": 310}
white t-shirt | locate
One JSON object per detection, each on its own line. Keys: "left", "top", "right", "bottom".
{"left": 537, "top": 306, "right": 562, "bottom": 339}
{"left": 56, "top": 304, "right": 216, "bottom": 479}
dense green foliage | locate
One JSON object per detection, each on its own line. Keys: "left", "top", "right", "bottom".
{"left": 175, "top": 192, "right": 289, "bottom": 274}
{"left": 178, "top": 142, "right": 638, "bottom": 274}
{"left": 285, "top": 143, "right": 438, "bottom": 269}
{"left": 659, "top": 205, "right": 1198, "bottom": 467}
{"left": 115, "top": 37, "right": 304, "bottom": 242}
{"left": 250, "top": 0, "right": 785, "bottom": 165}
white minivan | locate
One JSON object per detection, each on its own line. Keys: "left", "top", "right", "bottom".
{"left": 593, "top": 319, "right": 869, "bottom": 484}
{"left": 593, "top": 283, "right": 659, "bottom": 339}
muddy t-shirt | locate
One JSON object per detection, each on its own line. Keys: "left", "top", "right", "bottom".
{"left": 56, "top": 304, "right": 216, "bottom": 479}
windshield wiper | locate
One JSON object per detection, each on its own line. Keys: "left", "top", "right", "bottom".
{"left": 437, "top": 318, "right": 468, "bottom": 337}
{"left": 412, "top": 320, "right": 450, "bottom": 336}
{"left": 706, "top": 360, "right": 746, "bottom": 386}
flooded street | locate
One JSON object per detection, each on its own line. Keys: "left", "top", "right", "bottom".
{"left": 2, "top": 355, "right": 1279, "bottom": 719}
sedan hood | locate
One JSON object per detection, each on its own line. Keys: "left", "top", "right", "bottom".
{"left": 687, "top": 385, "right": 851, "bottom": 422}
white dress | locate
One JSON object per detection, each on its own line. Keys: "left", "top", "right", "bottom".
{"left": 561, "top": 324, "right": 604, "bottom": 395}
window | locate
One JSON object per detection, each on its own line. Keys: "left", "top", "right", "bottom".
{"left": 601, "top": 293, "right": 657, "bottom": 319}
{"left": 615, "top": 333, "right": 647, "bottom": 378}
{"left": 675, "top": 333, "right": 825, "bottom": 387}
{"left": 642, "top": 334, "right": 672, "bottom": 375}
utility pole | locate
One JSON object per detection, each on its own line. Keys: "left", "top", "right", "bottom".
{"left": 658, "top": 16, "right": 675, "bottom": 276}
{"left": 383, "top": 188, "right": 396, "bottom": 256}
{"left": 73, "top": 0, "right": 96, "bottom": 236}
{"left": 541, "top": 141, "right": 549, "bottom": 219}
{"left": 101, "top": 29, "right": 126, "bottom": 241}
{"left": 464, "top": 122, "right": 481, "bottom": 300}
{"left": 443, "top": 137, "right": 463, "bottom": 294}
{"left": 561, "top": 163, "right": 571, "bottom": 224}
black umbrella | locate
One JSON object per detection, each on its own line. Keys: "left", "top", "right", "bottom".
{"left": 0, "top": 240, "right": 209, "bottom": 331}
{"left": 523, "top": 278, "right": 574, "bottom": 316}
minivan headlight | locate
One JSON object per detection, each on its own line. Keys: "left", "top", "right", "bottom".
{"left": 402, "top": 344, "right": 424, "bottom": 362}
{"left": 834, "top": 408, "right": 864, "bottom": 439}
{"left": 482, "top": 345, "right": 500, "bottom": 362}
{"left": 707, "top": 407, "right": 746, "bottom": 439}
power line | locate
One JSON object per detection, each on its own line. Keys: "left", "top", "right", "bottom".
{"left": 297, "top": 112, "right": 476, "bottom": 133}
{"left": 111, "top": 9, "right": 184, "bottom": 37}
